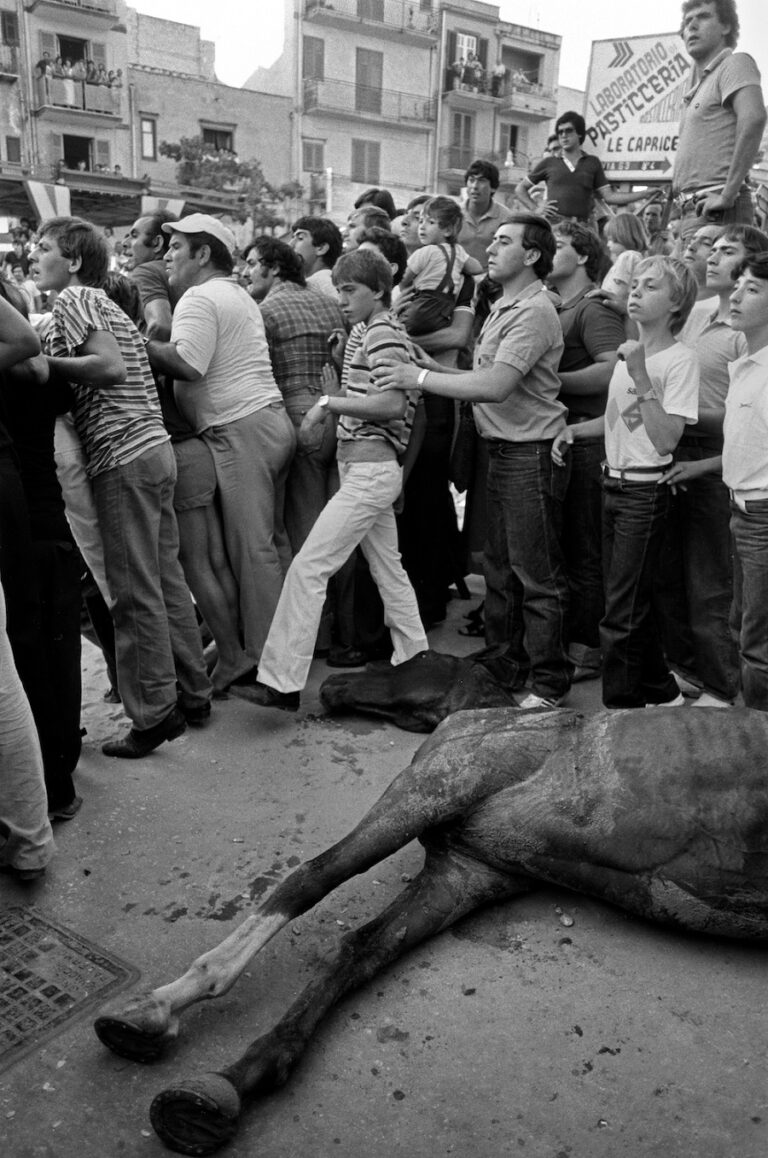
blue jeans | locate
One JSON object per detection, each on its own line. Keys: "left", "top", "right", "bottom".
{"left": 562, "top": 436, "right": 604, "bottom": 650}
{"left": 601, "top": 479, "right": 678, "bottom": 708}
{"left": 656, "top": 440, "right": 738, "bottom": 701}
{"left": 93, "top": 441, "right": 211, "bottom": 730}
{"left": 730, "top": 500, "right": 768, "bottom": 711}
{"left": 484, "top": 440, "right": 572, "bottom": 701}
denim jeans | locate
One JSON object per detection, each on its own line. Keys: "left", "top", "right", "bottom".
{"left": 562, "top": 436, "right": 604, "bottom": 650}
{"left": 601, "top": 479, "right": 679, "bottom": 708}
{"left": 484, "top": 440, "right": 572, "bottom": 701}
{"left": 655, "top": 440, "right": 738, "bottom": 701}
{"left": 730, "top": 500, "right": 768, "bottom": 711}
{"left": 679, "top": 187, "right": 754, "bottom": 242}
{"left": 93, "top": 441, "right": 211, "bottom": 731}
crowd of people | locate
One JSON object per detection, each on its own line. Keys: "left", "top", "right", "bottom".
{"left": 1, "top": 0, "right": 766, "bottom": 885}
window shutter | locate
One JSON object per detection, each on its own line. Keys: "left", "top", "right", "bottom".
{"left": 477, "top": 39, "right": 488, "bottom": 68}
{"left": 5, "top": 136, "right": 21, "bottom": 163}
{"left": 49, "top": 131, "right": 64, "bottom": 166}
{"left": 447, "top": 32, "right": 457, "bottom": 61}
{"left": 39, "top": 31, "right": 57, "bottom": 57}
{"left": 91, "top": 41, "right": 107, "bottom": 69}
{"left": 95, "top": 139, "right": 111, "bottom": 169}
{"left": 2, "top": 13, "right": 19, "bottom": 46}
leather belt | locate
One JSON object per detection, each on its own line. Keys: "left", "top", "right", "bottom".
{"left": 729, "top": 489, "right": 768, "bottom": 512}
{"left": 603, "top": 465, "right": 666, "bottom": 483}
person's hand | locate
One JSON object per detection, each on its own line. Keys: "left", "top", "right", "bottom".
{"left": 27, "top": 351, "right": 50, "bottom": 383}
{"left": 298, "top": 403, "right": 327, "bottom": 450}
{"left": 393, "top": 286, "right": 415, "bottom": 315}
{"left": 372, "top": 359, "right": 421, "bottom": 392}
{"left": 585, "top": 287, "right": 629, "bottom": 317}
{"left": 409, "top": 343, "right": 444, "bottom": 372}
{"left": 696, "top": 191, "right": 731, "bottom": 218}
{"left": 327, "top": 328, "right": 347, "bottom": 370}
{"left": 659, "top": 459, "right": 711, "bottom": 493}
{"left": 551, "top": 427, "right": 574, "bottom": 467}
{"left": 393, "top": 489, "right": 405, "bottom": 515}
{"left": 320, "top": 362, "right": 340, "bottom": 395}
{"left": 618, "top": 339, "right": 647, "bottom": 381}
{"left": 540, "top": 199, "right": 560, "bottom": 221}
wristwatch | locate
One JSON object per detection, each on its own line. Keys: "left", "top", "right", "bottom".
{"left": 317, "top": 394, "right": 330, "bottom": 408}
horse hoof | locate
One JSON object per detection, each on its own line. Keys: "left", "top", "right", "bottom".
{"left": 150, "top": 1074, "right": 241, "bottom": 1156}
{"left": 94, "top": 1015, "right": 170, "bottom": 1063}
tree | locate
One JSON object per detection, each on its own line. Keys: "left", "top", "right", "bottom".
{"left": 158, "top": 137, "right": 304, "bottom": 232}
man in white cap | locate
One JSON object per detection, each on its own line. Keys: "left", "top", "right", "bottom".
{"left": 146, "top": 215, "right": 296, "bottom": 679}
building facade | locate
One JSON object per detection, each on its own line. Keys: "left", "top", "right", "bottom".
{"left": 246, "top": 0, "right": 561, "bottom": 220}
{"left": 0, "top": 0, "right": 291, "bottom": 227}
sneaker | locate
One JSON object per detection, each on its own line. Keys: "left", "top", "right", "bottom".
{"left": 101, "top": 706, "right": 187, "bottom": 759}
{"left": 645, "top": 693, "right": 686, "bottom": 708}
{"left": 691, "top": 692, "right": 733, "bottom": 709}
{"left": 48, "top": 795, "right": 83, "bottom": 822}
{"left": 233, "top": 681, "right": 300, "bottom": 712}
{"left": 515, "top": 692, "right": 564, "bottom": 710}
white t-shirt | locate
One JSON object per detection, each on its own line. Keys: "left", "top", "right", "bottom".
{"left": 171, "top": 278, "right": 281, "bottom": 434}
{"left": 407, "top": 242, "right": 469, "bottom": 295}
{"left": 604, "top": 342, "right": 699, "bottom": 469}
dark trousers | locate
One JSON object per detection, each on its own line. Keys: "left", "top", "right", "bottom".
{"left": 601, "top": 479, "right": 678, "bottom": 708}
{"left": 484, "top": 440, "right": 572, "bottom": 701}
{"left": 562, "top": 436, "right": 604, "bottom": 649}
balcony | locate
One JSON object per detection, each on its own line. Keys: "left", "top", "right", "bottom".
{"left": 439, "top": 146, "right": 529, "bottom": 181}
{"left": 303, "top": 77, "right": 435, "bottom": 125}
{"left": 0, "top": 44, "right": 20, "bottom": 79}
{"left": 26, "top": 0, "right": 117, "bottom": 15}
{"left": 33, "top": 76, "right": 124, "bottom": 120}
{"left": 443, "top": 67, "right": 555, "bottom": 118}
{"left": 304, "top": 0, "right": 438, "bottom": 44}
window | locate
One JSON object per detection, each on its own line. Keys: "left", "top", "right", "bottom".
{"left": 456, "top": 33, "right": 477, "bottom": 61}
{"left": 202, "top": 127, "right": 234, "bottom": 153}
{"left": 357, "top": 0, "right": 384, "bottom": 18}
{"left": 1, "top": 12, "right": 19, "bottom": 45}
{"left": 140, "top": 117, "right": 157, "bottom": 160}
{"left": 302, "top": 138, "right": 324, "bottom": 172}
{"left": 5, "top": 136, "right": 21, "bottom": 164}
{"left": 351, "top": 139, "right": 380, "bottom": 184}
{"left": 303, "top": 36, "right": 324, "bottom": 81}
{"left": 355, "top": 48, "right": 383, "bottom": 115}
{"left": 450, "top": 112, "right": 473, "bottom": 169}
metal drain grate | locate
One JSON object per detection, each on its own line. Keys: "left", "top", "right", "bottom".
{"left": 0, "top": 906, "right": 139, "bottom": 1073}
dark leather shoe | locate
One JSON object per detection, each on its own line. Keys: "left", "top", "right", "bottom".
{"left": 102, "top": 707, "right": 187, "bottom": 759}
{"left": 234, "top": 681, "right": 300, "bottom": 711}
{"left": 179, "top": 700, "right": 212, "bottom": 727}
{"left": 326, "top": 646, "right": 367, "bottom": 668}
{"left": 48, "top": 795, "right": 83, "bottom": 822}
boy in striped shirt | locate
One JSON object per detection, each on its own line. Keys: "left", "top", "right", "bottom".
{"left": 246, "top": 249, "right": 427, "bottom": 710}
{"left": 31, "top": 217, "right": 210, "bottom": 758}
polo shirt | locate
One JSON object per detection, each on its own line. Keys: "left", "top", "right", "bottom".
{"left": 458, "top": 199, "right": 515, "bottom": 269}
{"left": 556, "top": 286, "right": 625, "bottom": 421}
{"left": 472, "top": 281, "right": 565, "bottom": 442}
{"left": 723, "top": 346, "right": 768, "bottom": 492}
{"left": 527, "top": 154, "right": 608, "bottom": 221}
{"left": 674, "top": 49, "right": 762, "bottom": 193}
{"left": 680, "top": 301, "right": 747, "bottom": 411}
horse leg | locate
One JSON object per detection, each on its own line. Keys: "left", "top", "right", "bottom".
{"left": 148, "top": 839, "right": 529, "bottom": 1155}
{"left": 94, "top": 720, "right": 524, "bottom": 1063}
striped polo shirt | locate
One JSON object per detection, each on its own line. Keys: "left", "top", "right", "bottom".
{"left": 48, "top": 285, "right": 168, "bottom": 477}
{"left": 337, "top": 312, "right": 418, "bottom": 457}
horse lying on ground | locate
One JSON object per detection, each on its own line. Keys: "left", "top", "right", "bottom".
{"left": 94, "top": 706, "right": 768, "bottom": 1155}
{"left": 320, "top": 648, "right": 519, "bottom": 732}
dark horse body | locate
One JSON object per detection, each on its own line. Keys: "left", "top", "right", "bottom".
{"left": 95, "top": 706, "right": 768, "bottom": 1154}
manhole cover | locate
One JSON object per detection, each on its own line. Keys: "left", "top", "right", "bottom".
{"left": 0, "top": 906, "right": 139, "bottom": 1073}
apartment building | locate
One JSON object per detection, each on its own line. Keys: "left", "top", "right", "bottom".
{"left": 246, "top": 0, "right": 561, "bottom": 220}
{"left": 0, "top": 0, "right": 291, "bottom": 227}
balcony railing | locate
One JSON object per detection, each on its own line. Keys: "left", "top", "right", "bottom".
{"left": 34, "top": 76, "right": 124, "bottom": 117}
{"left": 303, "top": 77, "right": 435, "bottom": 123}
{"left": 0, "top": 44, "right": 20, "bottom": 76}
{"left": 27, "top": 0, "right": 117, "bottom": 14}
{"left": 304, "top": 0, "right": 438, "bottom": 36}
{"left": 439, "top": 146, "right": 529, "bottom": 174}
{"left": 443, "top": 67, "right": 554, "bottom": 105}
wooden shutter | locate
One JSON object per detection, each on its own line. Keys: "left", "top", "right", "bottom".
{"left": 91, "top": 41, "right": 107, "bottom": 69}
{"left": 49, "top": 131, "right": 64, "bottom": 168}
{"left": 95, "top": 138, "right": 111, "bottom": 170}
{"left": 2, "top": 13, "right": 19, "bottom": 46}
{"left": 477, "top": 39, "right": 488, "bottom": 68}
{"left": 5, "top": 136, "right": 21, "bottom": 163}
{"left": 39, "top": 31, "right": 57, "bottom": 57}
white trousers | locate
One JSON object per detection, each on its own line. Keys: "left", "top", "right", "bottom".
{"left": 259, "top": 460, "right": 428, "bottom": 692}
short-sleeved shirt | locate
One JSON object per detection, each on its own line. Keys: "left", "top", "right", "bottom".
{"left": 472, "top": 281, "right": 566, "bottom": 442}
{"left": 557, "top": 287, "right": 625, "bottom": 421}
{"left": 258, "top": 281, "right": 344, "bottom": 401}
{"left": 130, "top": 259, "right": 180, "bottom": 311}
{"left": 458, "top": 199, "right": 515, "bottom": 269}
{"left": 337, "top": 312, "right": 418, "bottom": 458}
{"left": 674, "top": 49, "right": 762, "bottom": 193}
{"left": 723, "top": 346, "right": 768, "bottom": 492}
{"left": 307, "top": 267, "right": 338, "bottom": 299}
{"left": 601, "top": 250, "right": 644, "bottom": 300}
{"left": 527, "top": 154, "right": 608, "bottom": 221}
{"left": 47, "top": 284, "right": 168, "bottom": 477}
{"left": 680, "top": 301, "right": 747, "bottom": 412}
{"left": 170, "top": 278, "right": 282, "bottom": 434}
{"left": 604, "top": 343, "right": 699, "bottom": 470}
{"left": 407, "top": 242, "right": 470, "bottom": 295}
